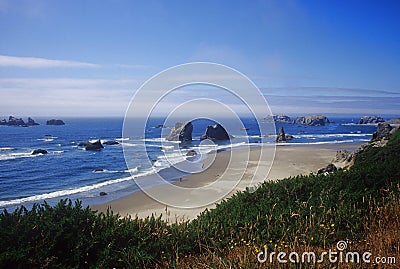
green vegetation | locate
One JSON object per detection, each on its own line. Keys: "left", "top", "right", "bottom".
{"left": 1, "top": 129, "right": 399, "bottom": 268}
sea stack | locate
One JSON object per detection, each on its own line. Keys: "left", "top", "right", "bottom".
{"left": 200, "top": 124, "right": 230, "bottom": 141}
{"left": 166, "top": 122, "right": 193, "bottom": 142}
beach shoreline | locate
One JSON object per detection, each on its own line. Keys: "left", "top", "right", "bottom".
{"left": 91, "top": 143, "right": 361, "bottom": 221}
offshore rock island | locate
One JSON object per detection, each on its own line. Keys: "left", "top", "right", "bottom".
{"left": 0, "top": 116, "right": 39, "bottom": 127}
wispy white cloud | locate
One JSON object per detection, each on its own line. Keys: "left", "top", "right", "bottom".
{"left": 0, "top": 55, "right": 152, "bottom": 69}
{"left": 0, "top": 55, "right": 100, "bottom": 68}
{"left": 0, "top": 78, "right": 137, "bottom": 89}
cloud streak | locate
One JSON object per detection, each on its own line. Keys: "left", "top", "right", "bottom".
{"left": 0, "top": 55, "right": 152, "bottom": 69}
{"left": 0, "top": 55, "right": 100, "bottom": 68}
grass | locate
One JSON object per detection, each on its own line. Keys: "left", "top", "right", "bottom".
{"left": 0, "top": 129, "right": 399, "bottom": 268}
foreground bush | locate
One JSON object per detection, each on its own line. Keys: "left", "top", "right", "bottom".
{"left": 1, "top": 129, "right": 399, "bottom": 268}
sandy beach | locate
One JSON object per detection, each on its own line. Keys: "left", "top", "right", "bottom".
{"left": 92, "top": 143, "right": 360, "bottom": 221}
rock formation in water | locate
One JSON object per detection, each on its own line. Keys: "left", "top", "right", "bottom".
{"left": 294, "top": 115, "right": 330, "bottom": 126}
{"left": 200, "top": 124, "right": 230, "bottom": 141}
{"left": 273, "top": 115, "right": 294, "bottom": 124}
{"left": 27, "top": 117, "right": 39, "bottom": 126}
{"left": 79, "top": 140, "right": 104, "bottom": 151}
{"left": 357, "top": 115, "right": 385, "bottom": 124}
{"left": 0, "top": 116, "right": 40, "bottom": 127}
{"left": 166, "top": 122, "right": 193, "bottom": 141}
{"left": 275, "top": 127, "right": 287, "bottom": 142}
{"left": 31, "top": 149, "right": 48, "bottom": 155}
{"left": 46, "top": 119, "right": 65, "bottom": 125}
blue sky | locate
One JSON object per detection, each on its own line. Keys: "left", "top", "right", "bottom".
{"left": 0, "top": 0, "right": 399, "bottom": 117}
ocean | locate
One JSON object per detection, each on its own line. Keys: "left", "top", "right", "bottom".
{"left": 0, "top": 117, "right": 376, "bottom": 211}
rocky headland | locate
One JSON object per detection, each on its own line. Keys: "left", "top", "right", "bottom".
{"left": 327, "top": 123, "right": 399, "bottom": 171}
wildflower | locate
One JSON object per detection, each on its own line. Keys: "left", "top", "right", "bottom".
{"left": 331, "top": 223, "right": 335, "bottom": 227}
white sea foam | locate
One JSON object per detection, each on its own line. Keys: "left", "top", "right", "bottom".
{"left": 37, "top": 138, "right": 54, "bottom": 142}
{"left": 0, "top": 152, "right": 36, "bottom": 161}
{"left": 92, "top": 169, "right": 119, "bottom": 174}
{"left": 125, "top": 167, "right": 139, "bottom": 173}
{"left": 0, "top": 175, "right": 138, "bottom": 207}
{"left": 294, "top": 133, "right": 372, "bottom": 138}
{"left": 116, "top": 138, "right": 130, "bottom": 141}
{"left": 0, "top": 147, "right": 14, "bottom": 151}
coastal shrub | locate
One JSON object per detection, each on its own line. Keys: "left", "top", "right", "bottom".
{"left": 0, "top": 129, "right": 399, "bottom": 268}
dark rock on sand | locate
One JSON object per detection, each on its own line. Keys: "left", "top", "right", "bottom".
{"left": 358, "top": 115, "right": 385, "bottom": 124}
{"left": 318, "top": 163, "right": 337, "bottom": 174}
{"left": 186, "top": 150, "right": 197, "bottom": 157}
{"left": 200, "top": 124, "right": 230, "bottom": 141}
{"left": 46, "top": 119, "right": 65, "bottom": 125}
{"left": 99, "top": 192, "right": 108, "bottom": 196}
{"left": 167, "top": 122, "right": 193, "bottom": 141}
{"left": 295, "top": 115, "right": 330, "bottom": 126}
{"left": 32, "top": 149, "right": 48, "bottom": 155}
